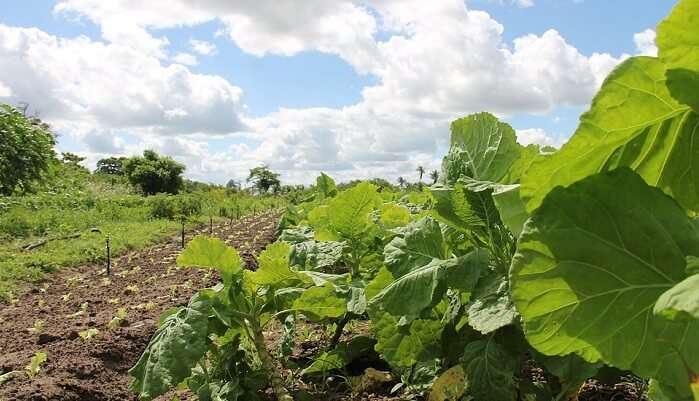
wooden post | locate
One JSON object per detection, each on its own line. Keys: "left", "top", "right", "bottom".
{"left": 106, "top": 236, "right": 111, "bottom": 276}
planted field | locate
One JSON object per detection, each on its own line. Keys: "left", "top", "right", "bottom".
{"left": 1, "top": 1, "right": 698, "bottom": 401}
{"left": 0, "top": 212, "right": 281, "bottom": 400}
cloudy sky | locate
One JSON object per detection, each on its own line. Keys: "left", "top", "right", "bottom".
{"left": 0, "top": 0, "right": 674, "bottom": 185}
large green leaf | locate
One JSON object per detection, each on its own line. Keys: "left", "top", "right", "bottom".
{"left": 289, "top": 240, "right": 344, "bottom": 271}
{"left": 461, "top": 337, "right": 517, "bottom": 401}
{"left": 316, "top": 172, "right": 338, "bottom": 199}
{"left": 177, "top": 236, "right": 242, "bottom": 284}
{"left": 247, "top": 242, "right": 306, "bottom": 288}
{"left": 325, "top": 182, "right": 381, "bottom": 241}
{"left": 520, "top": 57, "right": 699, "bottom": 214}
{"left": 511, "top": 168, "right": 699, "bottom": 389}
{"left": 292, "top": 284, "right": 346, "bottom": 320}
{"left": 279, "top": 226, "right": 314, "bottom": 244}
{"left": 441, "top": 112, "right": 520, "bottom": 184}
{"left": 467, "top": 272, "right": 518, "bottom": 335}
{"left": 431, "top": 183, "right": 483, "bottom": 233}
{"left": 657, "top": 0, "right": 699, "bottom": 112}
{"left": 384, "top": 217, "right": 449, "bottom": 277}
{"left": 654, "top": 275, "right": 699, "bottom": 321}
{"left": 129, "top": 292, "right": 212, "bottom": 400}
{"left": 371, "top": 250, "right": 486, "bottom": 318}
{"left": 492, "top": 184, "right": 528, "bottom": 238}
{"left": 365, "top": 266, "right": 394, "bottom": 301}
{"left": 649, "top": 379, "right": 696, "bottom": 401}
{"left": 379, "top": 203, "right": 411, "bottom": 229}
{"left": 371, "top": 311, "right": 444, "bottom": 369}
{"left": 502, "top": 144, "right": 544, "bottom": 184}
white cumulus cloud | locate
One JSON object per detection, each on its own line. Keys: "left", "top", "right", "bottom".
{"left": 172, "top": 52, "right": 198, "bottom": 66}
{"left": 190, "top": 39, "right": 217, "bottom": 55}
{"left": 634, "top": 29, "right": 657, "bottom": 56}
{"left": 2, "top": 0, "right": 638, "bottom": 184}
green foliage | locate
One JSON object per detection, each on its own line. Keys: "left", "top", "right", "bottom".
{"left": 520, "top": 56, "right": 699, "bottom": 214}
{"left": 315, "top": 172, "right": 337, "bottom": 199}
{"left": 130, "top": 4, "right": 699, "bottom": 400}
{"left": 657, "top": 0, "right": 699, "bottom": 112}
{"left": 654, "top": 275, "right": 699, "bottom": 321}
{"left": 0, "top": 167, "right": 279, "bottom": 300}
{"left": 95, "top": 156, "right": 128, "bottom": 175}
{"left": 178, "top": 236, "right": 243, "bottom": 285}
{"left": 288, "top": 238, "right": 344, "bottom": 272}
{"left": 0, "top": 104, "right": 57, "bottom": 195}
{"left": 146, "top": 193, "right": 203, "bottom": 220}
{"left": 292, "top": 284, "right": 347, "bottom": 320}
{"left": 123, "top": 150, "right": 185, "bottom": 195}
{"left": 247, "top": 165, "right": 281, "bottom": 194}
{"left": 301, "top": 336, "right": 375, "bottom": 376}
{"left": 461, "top": 337, "right": 517, "bottom": 401}
{"left": 371, "top": 311, "right": 444, "bottom": 368}
{"left": 512, "top": 168, "right": 699, "bottom": 390}
{"left": 129, "top": 292, "right": 213, "bottom": 400}
{"left": 441, "top": 112, "right": 520, "bottom": 184}
{"left": 25, "top": 351, "right": 47, "bottom": 380}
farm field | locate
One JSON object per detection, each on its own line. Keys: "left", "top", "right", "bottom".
{"left": 0, "top": 212, "right": 281, "bottom": 400}
{"left": 1, "top": 0, "right": 699, "bottom": 401}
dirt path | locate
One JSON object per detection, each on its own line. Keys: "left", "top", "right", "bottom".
{"left": 0, "top": 212, "right": 281, "bottom": 401}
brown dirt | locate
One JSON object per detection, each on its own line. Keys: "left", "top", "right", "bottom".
{"left": 0, "top": 212, "right": 281, "bottom": 401}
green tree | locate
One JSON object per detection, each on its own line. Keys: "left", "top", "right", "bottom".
{"left": 397, "top": 176, "right": 407, "bottom": 189}
{"left": 60, "top": 152, "right": 90, "bottom": 174}
{"left": 430, "top": 169, "right": 439, "bottom": 184}
{"left": 247, "top": 165, "right": 280, "bottom": 194}
{"left": 122, "top": 150, "right": 185, "bottom": 195}
{"left": 96, "top": 156, "right": 128, "bottom": 175}
{"left": 0, "top": 104, "right": 57, "bottom": 195}
{"left": 416, "top": 165, "right": 425, "bottom": 181}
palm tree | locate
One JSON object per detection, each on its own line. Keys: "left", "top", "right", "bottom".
{"left": 430, "top": 170, "right": 439, "bottom": 184}
{"left": 416, "top": 165, "right": 425, "bottom": 182}
{"left": 397, "top": 176, "right": 407, "bottom": 189}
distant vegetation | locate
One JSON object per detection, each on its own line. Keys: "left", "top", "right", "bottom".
{"left": 0, "top": 105, "right": 57, "bottom": 196}
{"left": 0, "top": 105, "right": 291, "bottom": 300}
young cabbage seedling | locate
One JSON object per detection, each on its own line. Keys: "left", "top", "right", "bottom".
{"left": 28, "top": 319, "right": 44, "bottom": 335}
{"left": 25, "top": 352, "right": 47, "bottom": 380}
{"left": 78, "top": 328, "right": 99, "bottom": 341}
{"left": 108, "top": 307, "right": 128, "bottom": 330}
{"left": 125, "top": 284, "right": 139, "bottom": 294}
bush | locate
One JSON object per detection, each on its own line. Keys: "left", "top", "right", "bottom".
{"left": 123, "top": 150, "right": 185, "bottom": 195}
{"left": 0, "top": 104, "right": 57, "bottom": 195}
{"left": 146, "top": 194, "right": 203, "bottom": 220}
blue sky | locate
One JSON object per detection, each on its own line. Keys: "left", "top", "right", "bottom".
{"left": 0, "top": 0, "right": 675, "bottom": 184}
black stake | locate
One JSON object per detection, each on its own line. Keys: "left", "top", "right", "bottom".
{"left": 106, "top": 236, "right": 111, "bottom": 276}
{"left": 181, "top": 219, "right": 185, "bottom": 249}
{"left": 209, "top": 216, "right": 213, "bottom": 236}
